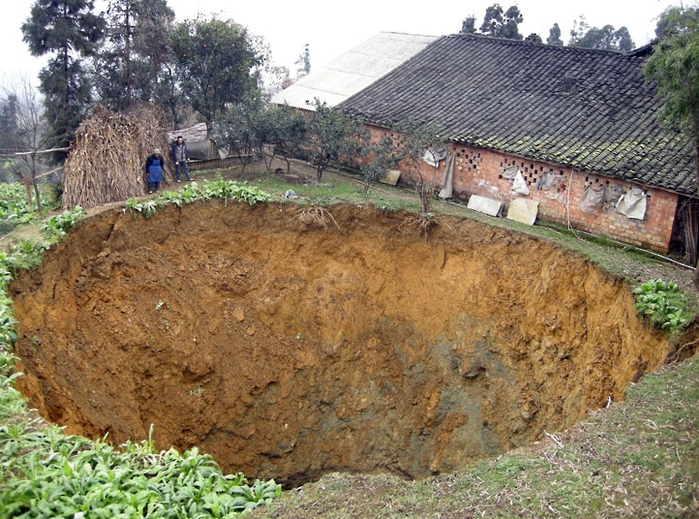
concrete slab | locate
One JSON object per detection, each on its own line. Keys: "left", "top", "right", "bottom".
{"left": 467, "top": 194, "right": 502, "bottom": 217}
{"left": 378, "top": 170, "right": 401, "bottom": 186}
{"left": 506, "top": 198, "right": 539, "bottom": 225}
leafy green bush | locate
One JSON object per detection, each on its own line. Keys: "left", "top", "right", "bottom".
{"left": 125, "top": 178, "right": 270, "bottom": 218}
{"left": 0, "top": 183, "right": 34, "bottom": 217}
{"left": 633, "top": 279, "right": 690, "bottom": 331}
{"left": 0, "top": 183, "right": 39, "bottom": 233}
{"left": 0, "top": 240, "right": 48, "bottom": 280}
{"left": 0, "top": 183, "right": 62, "bottom": 234}
{"left": 40, "top": 205, "right": 86, "bottom": 241}
{"left": 0, "top": 423, "right": 281, "bottom": 518}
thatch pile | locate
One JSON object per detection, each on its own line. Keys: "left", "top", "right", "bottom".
{"left": 62, "top": 104, "right": 174, "bottom": 209}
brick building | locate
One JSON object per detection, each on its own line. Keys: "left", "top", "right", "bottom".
{"left": 337, "top": 34, "right": 696, "bottom": 258}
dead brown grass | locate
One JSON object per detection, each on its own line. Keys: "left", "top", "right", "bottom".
{"left": 294, "top": 206, "right": 341, "bottom": 231}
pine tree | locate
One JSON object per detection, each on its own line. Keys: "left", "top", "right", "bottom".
{"left": 22, "top": 0, "right": 105, "bottom": 159}
{"left": 93, "top": 0, "right": 175, "bottom": 111}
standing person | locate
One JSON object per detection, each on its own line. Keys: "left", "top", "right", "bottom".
{"left": 145, "top": 148, "right": 165, "bottom": 194}
{"left": 171, "top": 135, "right": 193, "bottom": 182}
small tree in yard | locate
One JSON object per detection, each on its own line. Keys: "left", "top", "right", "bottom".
{"left": 307, "top": 100, "right": 368, "bottom": 182}
{"left": 2, "top": 82, "right": 48, "bottom": 214}
{"left": 213, "top": 90, "right": 266, "bottom": 174}
{"left": 645, "top": 6, "right": 699, "bottom": 288}
{"left": 171, "top": 16, "right": 262, "bottom": 135}
{"left": 361, "top": 134, "right": 402, "bottom": 196}
{"left": 22, "top": 0, "right": 105, "bottom": 159}
{"left": 394, "top": 120, "right": 443, "bottom": 215}
{"left": 256, "top": 104, "right": 308, "bottom": 177}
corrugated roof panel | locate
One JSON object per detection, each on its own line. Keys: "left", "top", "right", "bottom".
{"left": 271, "top": 32, "right": 438, "bottom": 110}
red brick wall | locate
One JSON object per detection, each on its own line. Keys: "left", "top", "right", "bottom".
{"left": 366, "top": 127, "right": 678, "bottom": 253}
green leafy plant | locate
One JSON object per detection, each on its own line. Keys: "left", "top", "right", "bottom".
{"left": 633, "top": 278, "right": 690, "bottom": 331}
{"left": 125, "top": 179, "right": 270, "bottom": 219}
{"left": 1, "top": 239, "right": 48, "bottom": 274}
{"left": 0, "top": 183, "right": 39, "bottom": 232}
{"left": 0, "top": 422, "right": 281, "bottom": 518}
{"left": 0, "top": 183, "right": 62, "bottom": 234}
{"left": 126, "top": 198, "right": 163, "bottom": 219}
{"left": 40, "top": 205, "right": 86, "bottom": 241}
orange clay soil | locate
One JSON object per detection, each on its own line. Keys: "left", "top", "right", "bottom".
{"left": 10, "top": 201, "right": 670, "bottom": 487}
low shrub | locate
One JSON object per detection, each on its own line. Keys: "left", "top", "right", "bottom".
{"left": 633, "top": 278, "right": 690, "bottom": 332}
{"left": 40, "top": 205, "right": 86, "bottom": 241}
{"left": 125, "top": 178, "right": 270, "bottom": 218}
{"left": 0, "top": 423, "right": 281, "bottom": 518}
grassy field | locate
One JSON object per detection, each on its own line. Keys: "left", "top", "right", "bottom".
{"left": 1, "top": 164, "right": 698, "bottom": 518}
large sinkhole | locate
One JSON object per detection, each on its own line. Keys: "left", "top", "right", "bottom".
{"left": 11, "top": 201, "right": 670, "bottom": 487}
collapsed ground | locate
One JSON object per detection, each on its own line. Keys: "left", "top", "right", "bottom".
{"left": 10, "top": 199, "right": 672, "bottom": 488}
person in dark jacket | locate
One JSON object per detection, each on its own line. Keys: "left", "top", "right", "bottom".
{"left": 145, "top": 148, "right": 165, "bottom": 193}
{"left": 170, "top": 135, "right": 192, "bottom": 182}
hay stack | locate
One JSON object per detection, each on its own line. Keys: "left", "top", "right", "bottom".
{"left": 62, "top": 104, "right": 174, "bottom": 209}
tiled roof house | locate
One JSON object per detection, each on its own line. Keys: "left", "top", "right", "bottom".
{"left": 338, "top": 34, "right": 697, "bottom": 257}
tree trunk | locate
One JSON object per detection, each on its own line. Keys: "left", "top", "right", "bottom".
{"left": 691, "top": 107, "right": 699, "bottom": 290}
{"left": 262, "top": 144, "right": 274, "bottom": 181}
{"left": 32, "top": 178, "right": 42, "bottom": 216}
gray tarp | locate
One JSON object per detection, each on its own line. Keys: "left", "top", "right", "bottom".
{"left": 501, "top": 165, "right": 529, "bottom": 196}
{"left": 616, "top": 187, "right": 647, "bottom": 220}
{"left": 580, "top": 183, "right": 605, "bottom": 213}
{"left": 536, "top": 171, "right": 566, "bottom": 204}
{"left": 604, "top": 184, "right": 624, "bottom": 211}
{"left": 438, "top": 153, "right": 455, "bottom": 199}
{"left": 512, "top": 170, "right": 530, "bottom": 196}
{"left": 501, "top": 165, "right": 519, "bottom": 179}
{"left": 423, "top": 147, "right": 447, "bottom": 167}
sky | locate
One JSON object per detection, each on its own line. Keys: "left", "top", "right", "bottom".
{"left": 0, "top": 0, "right": 689, "bottom": 89}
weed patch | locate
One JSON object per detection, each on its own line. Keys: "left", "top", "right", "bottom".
{"left": 40, "top": 205, "right": 86, "bottom": 241}
{"left": 633, "top": 278, "right": 690, "bottom": 333}
{"left": 125, "top": 177, "right": 269, "bottom": 219}
{"left": 0, "top": 423, "right": 280, "bottom": 518}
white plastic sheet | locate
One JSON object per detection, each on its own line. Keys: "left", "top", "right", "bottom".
{"left": 616, "top": 187, "right": 647, "bottom": 220}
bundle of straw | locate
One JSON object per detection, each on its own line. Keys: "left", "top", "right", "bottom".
{"left": 62, "top": 104, "right": 174, "bottom": 209}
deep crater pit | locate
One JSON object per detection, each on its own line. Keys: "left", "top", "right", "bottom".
{"left": 10, "top": 201, "right": 670, "bottom": 487}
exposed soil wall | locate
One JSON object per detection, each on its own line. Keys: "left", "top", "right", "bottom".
{"left": 10, "top": 201, "right": 671, "bottom": 487}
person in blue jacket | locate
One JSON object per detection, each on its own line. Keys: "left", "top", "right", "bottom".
{"left": 145, "top": 148, "right": 164, "bottom": 193}
{"left": 170, "top": 136, "right": 192, "bottom": 182}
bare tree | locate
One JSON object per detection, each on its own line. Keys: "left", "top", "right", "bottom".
{"left": 394, "top": 120, "right": 443, "bottom": 215}
{"left": 2, "top": 81, "right": 49, "bottom": 214}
